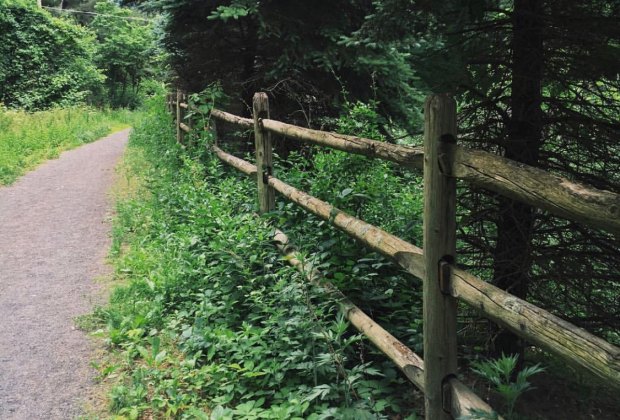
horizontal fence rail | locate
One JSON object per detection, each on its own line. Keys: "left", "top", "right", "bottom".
{"left": 207, "top": 97, "right": 620, "bottom": 385}
{"left": 213, "top": 144, "right": 620, "bottom": 389}
{"left": 209, "top": 108, "right": 620, "bottom": 236}
{"left": 212, "top": 143, "right": 500, "bottom": 418}
{"left": 167, "top": 90, "right": 620, "bottom": 419}
{"left": 273, "top": 229, "right": 500, "bottom": 419}
{"left": 179, "top": 122, "right": 191, "bottom": 133}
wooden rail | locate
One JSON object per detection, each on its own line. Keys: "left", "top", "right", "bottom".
{"left": 179, "top": 122, "right": 191, "bottom": 133}
{"left": 213, "top": 144, "right": 620, "bottom": 389}
{"left": 199, "top": 108, "right": 620, "bottom": 238}
{"left": 210, "top": 144, "right": 500, "bottom": 417}
{"left": 168, "top": 91, "right": 620, "bottom": 419}
{"left": 251, "top": 116, "right": 620, "bottom": 236}
{"left": 273, "top": 229, "right": 501, "bottom": 419}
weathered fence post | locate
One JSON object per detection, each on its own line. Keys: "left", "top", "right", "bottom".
{"left": 253, "top": 92, "right": 275, "bottom": 213}
{"left": 176, "top": 89, "right": 184, "bottom": 145}
{"left": 184, "top": 92, "right": 192, "bottom": 147}
{"left": 423, "top": 94, "right": 458, "bottom": 420}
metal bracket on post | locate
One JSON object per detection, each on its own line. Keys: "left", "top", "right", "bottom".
{"left": 438, "top": 134, "right": 457, "bottom": 177}
{"left": 262, "top": 165, "right": 272, "bottom": 185}
{"left": 441, "top": 374, "right": 457, "bottom": 415}
{"left": 439, "top": 256, "right": 454, "bottom": 296}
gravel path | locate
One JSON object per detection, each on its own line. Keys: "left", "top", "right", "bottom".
{"left": 0, "top": 129, "right": 130, "bottom": 419}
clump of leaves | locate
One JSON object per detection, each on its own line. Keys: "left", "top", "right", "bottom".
{"left": 466, "top": 354, "right": 545, "bottom": 420}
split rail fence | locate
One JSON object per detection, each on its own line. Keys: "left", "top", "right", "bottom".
{"left": 166, "top": 90, "right": 620, "bottom": 419}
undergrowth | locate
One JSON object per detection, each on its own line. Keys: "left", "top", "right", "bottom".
{"left": 96, "top": 95, "right": 420, "bottom": 419}
{"left": 94, "top": 91, "right": 619, "bottom": 420}
{"left": 0, "top": 106, "right": 138, "bottom": 185}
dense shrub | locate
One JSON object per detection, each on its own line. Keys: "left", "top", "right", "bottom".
{"left": 0, "top": 0, "right": 104, "bottom": 110}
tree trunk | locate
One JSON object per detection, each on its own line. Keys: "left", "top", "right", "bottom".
{"left": 492, "top": 0, "right": 543, "bottom": 362}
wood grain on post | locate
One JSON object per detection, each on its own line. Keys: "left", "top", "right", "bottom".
{"left": 253, "top": 93, "right": 275, "bottom": 213}
{"left": 423, "top": 94, "right": 458, "bottom": 419}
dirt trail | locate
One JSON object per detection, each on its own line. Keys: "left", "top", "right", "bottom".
{"left": 0, "top": 129, "right": 129, "bottom": 419}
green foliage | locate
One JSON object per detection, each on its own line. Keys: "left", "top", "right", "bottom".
{"left": 134, "top": 0, "right": 427, "bottom": 132}
{"left": 280, "top": 100, "right": 424, "bottom": 244}
{"left": 99, "top": 96, "right": 420, "bottom": 418}
{"left": 0, "top": 105, "right": 138, "bottom": 184}
{"left": 208, "top": 2, "right": 257, "bottom": 22}
{"left": 467, "top": 354, "right": 545, "bottom": 420}
{"left": 0, "top": 0, "right": 104, "bottom": 110}
{"left": 90, "top": 0, "right": 157, "bottom": 108}
{"left": 159, "top": 0, "right": 620, "bottom": 348}
{"left": 272, "top": 99, "right": 426, "bottom": 358}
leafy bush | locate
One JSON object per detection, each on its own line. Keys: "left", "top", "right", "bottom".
{"left": 90, "top": 0, "right": 157, "bottom": 108}
{"left": 272, "top": 100, "right": 425, "bottom": 347}
{"left": 0, "top": 0, "right": 104, "bottom": 110}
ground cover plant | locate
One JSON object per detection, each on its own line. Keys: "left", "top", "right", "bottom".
{"left": 95, "top": 91, "right": 620, "bottom": 419}
{"left": 0, "top": 106, "right": 138, "bottom": 185}
{"left": 96, "top": 97, "right": 420, "bottom": 419}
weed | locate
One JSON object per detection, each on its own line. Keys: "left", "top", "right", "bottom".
{"left": 465, "top": 354, "right": 545, "bottom": 420}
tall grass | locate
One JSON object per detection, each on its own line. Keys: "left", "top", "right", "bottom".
{"left": 0, "top": 106, "right": 139, "bottom": 185}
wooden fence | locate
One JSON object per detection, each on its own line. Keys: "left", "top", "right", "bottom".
{"left": 166, "top": 90, "right": 620, "bottom": 419}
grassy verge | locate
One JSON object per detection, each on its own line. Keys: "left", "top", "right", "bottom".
{"left": 92, "top": 98, "right": 419, "bottom": 419}
{"left": 0, "top": 106, "right": 141, "bottom": 185}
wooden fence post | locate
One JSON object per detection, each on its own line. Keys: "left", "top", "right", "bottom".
{"left": 423, "top": 94, "right": 458, "bottom": 420}
{"left": 253, "top": 92, "right": 275, "bottom": 213}
{"left": 184, "top": 93, "right": 192, "bottom": 147}
{"left": 176, "top": 89, "right": 184, "bottom": 145}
